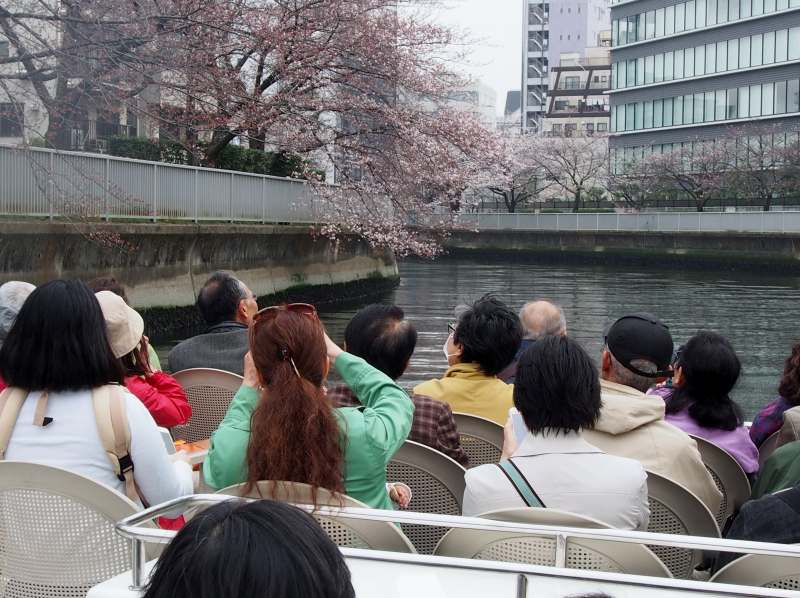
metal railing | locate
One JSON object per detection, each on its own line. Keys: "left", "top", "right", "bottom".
{"left": 0, "top": 144, "right": 317, "bottom": 223}
{"left": 116, "top": 494, "right": 800, "bottom": 596}
{"left": 451, "top": 211, "right": 800, "bottom": 234}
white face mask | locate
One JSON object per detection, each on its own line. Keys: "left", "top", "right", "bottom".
{"left": 443, "top": 335, "right": 459, "bottom": 361}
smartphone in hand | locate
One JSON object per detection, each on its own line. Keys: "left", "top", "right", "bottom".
{"left": 509, "top": 407, "right": 528, "bottom": 443}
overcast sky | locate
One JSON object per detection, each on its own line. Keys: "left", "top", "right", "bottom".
{"left": 432, "top": 1, "right": 522, "bottom": 115}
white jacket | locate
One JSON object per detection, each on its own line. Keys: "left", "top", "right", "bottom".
{"left": 463, "top": 430, "right": 650, "bottom": 531}
{"left": 5, "top": 388, "right": 193, "bottom": 507}
{"left": 583, "top": 379, "right": 722, "bottom": 514}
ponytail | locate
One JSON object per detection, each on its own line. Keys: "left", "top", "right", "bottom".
{"left": 245, "top": 310, "right": 344, "bottom": 501}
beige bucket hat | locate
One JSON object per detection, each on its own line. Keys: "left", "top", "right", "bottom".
{"left": 96, "top": 290, "right": 145, "bottom": 358}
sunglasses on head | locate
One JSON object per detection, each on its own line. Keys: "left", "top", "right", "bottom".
{"left": 254, "top": 303, "right": 318, "bottom": 323}
{"left": 447, "top": 321, "right": 456, "bottom": 334}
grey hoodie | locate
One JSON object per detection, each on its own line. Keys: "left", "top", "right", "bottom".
{"left": 584, "top": 379, "right": 722, "bottom": 514}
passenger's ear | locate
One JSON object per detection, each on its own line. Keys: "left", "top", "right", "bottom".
{"left": 601, "top": 349, "right": 612, "bottom": 374}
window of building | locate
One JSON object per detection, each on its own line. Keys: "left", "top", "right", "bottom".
{"left": 634, "top": 101, "right": 644, "bottom": 129}
{"left": 739, "top": 36, "right": 750, "bottom": 68}
{"left": 776, "top": 29, "right": 788, "bottom": 61}
{"left": 665, "top": 51, "right": 675, "bottom": 80}
{"left": 645, "top": 55, "right": 655, "bottom": 84}
{"left": 654, "top": 99, "right": 664, "bottom": 127}
{"left": 726, "top": 88, "right": 738, "bottom": 118}
{"left": 753, "top": 0, "right": 764, "bottom": 15}
{"left": 666, "top": 5, "right": 676, "bottom": 34}
{"left": 673, "top": 96, "right": 683, "bottom": 124}
{"left": 684, "top": 94, "right": 694, "bottom": 123}
{"left": 696, "top": 0, "right": 706, "bottom": 27}
{"left": 676, "top": 2, "right": 686, "bottom": 30}
{"left": 765, "top": 0, "right": 777, "bottom": 11}
{"left": 708, "top": 0, "right": 718, "bottom": 25}
{"left": 751, "top": 33, "right": 763, "bottom": 66}
{"left": 646, "top": 11, "right": 656, "bottom": 38}
{"left": 565, "top": 123, "right": 577, "bottom": 136}
{"left": 788, "top": 79, "right": 800, "bottom": 112}
{"left": 675, "top": 48, "right": 685, "bottom": 78}
{"left": 775, "top": 80, "right": 787, "bottom": 113}
{"left": 636, "top": 57, "right": 645, "bottom": 85}
{"left": 627, "top": 59, "right": 636, "bottom": 86}
{"left": 597, "top": 122, "right": 608, "bottom": 132}
{"left": 686, "top": 0, "right": 696, "bottom": 27}
{"left": 717, "top": 40, "right": 728, "bottom": 71}
{"left": 0, "top": 41, "right": 9, "bottom": 59}
{"left": 762, "top": 82, "right": 775, "bottom": 115}
{"left": 637, "top": 13, "right": 645, "bottom": 41}
{"left": 715, "top": 89, "right": 727, "bottom": 119}
{"left": 585, "top": 122, "right": 595, "bottom": 134}
{"left": 664, "top": 97, "right": 674, "bottom": 125}
{"left": 728, "top": 38, "right": 739, "bottom": 69}
{"left": 551, "top": 123, "right": 563, "bottom": 134}
{"left": 704, "top": 91, "right": 715, "bottom": 121}
{"left": 738, "top": 85, "right": 750, "bottom": 117}
{"left": 655, "top": 53, "right": 664, "bottom": 82}
{"left": 705, "top": 43, "right": 716, "bottom": 74}
{"left": 790, "top": 27, "right": 800, "bottom": 60}
{"left": 718, "top": 0, "right": 729, "bottom": 22}
{"left": 568, "top": 6, "right": 571, "bottom": 12}
{"left": 694, "top": 93, "right": 704, "bottom": 123}
{"left": 764, "top": 31, "right": 776, "bottom": 63}
{"left": 740, "top": 0, "right": 752, "bottom": 18}
{"left": 0, "top": 103, "right": 23, "bottom": 137}
{"left": 656, "top": 8, "right": 666, "bottom": 36}
{"left": 750, "top": 83, "right": 762, "bottom": 117}
{"left": 578, "top": 5, "right": 581, "bottom": 12}
{"left": 730, "top": 0, "right": 740, "bottom": 18}
{"left": 694, "top": 44, "right": 705, "bottom": 75}
{"left": 685, "top": 47, "right": 695, "bottom": 77}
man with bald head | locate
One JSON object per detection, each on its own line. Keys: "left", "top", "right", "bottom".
{"left": 499, "top": 300, "right": 566, "bottom": 383}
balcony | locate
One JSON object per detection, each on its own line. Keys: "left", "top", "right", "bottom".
{"left": 56, "top": 119, "right": 137, "bottom": 152}
{"left": 528, "top": 7, "right": 549, "bottom": 25}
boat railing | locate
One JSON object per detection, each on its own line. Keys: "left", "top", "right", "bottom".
{"left": 116, "top": 494, "right": 800, "bottom": 593}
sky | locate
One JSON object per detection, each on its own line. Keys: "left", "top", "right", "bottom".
{"left": 432, "top": 0, "right": 523, "bottom": 116}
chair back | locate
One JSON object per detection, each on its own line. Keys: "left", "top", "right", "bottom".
{"left": 453, "top": 412, "right": 503, "bottom": 467}
{"left": 171, "top": 368, "right": 244, "bottom": 442}
{"left": 0, "top": 461, "right": 141, "bottom": 598}
{"left": 645, "top": 470, "right": 720, "bottom": 579}
{"left": 434, "top": 508, "right": 671, "bottom": 578}
{"left": 710, "top": 553, "right": 800, "bottom": 590}
{"left": 758, "top": 431, "right": 781, "bottom": 467}
{"left": 689, "top": 435, "right": 751, "bottom": 529}
{"left": 216, "top": 480, "right": 416, "bottom": 553}
{"left": 386, "top": 440, "right": 466, "bottom": 554}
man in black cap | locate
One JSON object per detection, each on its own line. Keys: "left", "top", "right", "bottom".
{"left": 583, "top": 313, "right": 722, "bottom": 514}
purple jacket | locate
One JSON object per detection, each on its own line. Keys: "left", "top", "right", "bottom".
{"left": 648, "top": 386, "right": 760, "bottom": 474}
{"left": 750, "top": 396, "right": 795, "bottom": 448}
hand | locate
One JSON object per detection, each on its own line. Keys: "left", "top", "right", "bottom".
{"left": 139, "top": 336, "right": 153, "bottom": 375}
{"left": 242, "top": 352, "right": 259, "bottom": 388}
{"left": 388, "top": 482, "right": 412, "bottom": 509}
{"left": 324, "top": 332, "right": 344, "bottom": 366}
{"left": 501, "top": 415, "right": 519, "bottom": 460}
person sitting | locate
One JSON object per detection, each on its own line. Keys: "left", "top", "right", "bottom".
{"left": 0, "top": 280, "right": 35, "bottom": 391}
{"left": 0, "top": 280, "right": 192, "bottom": 507}
{"left": 143, "top": 499, "right": 355, "bottom": 598}
{"left": 499, "top": 300, "right": 566, "bottom": 384}
{"left": 750, "top": 342, "right": 800, "bottom": 448}
{"left": 167, "top": 271, "right": 258, "bottom": 375}
{"left": 714, "top": 484, "right": 800, "bottom": 571}
{"left": 96, "top": 291, "right": 192, "bottom": 429}
{"left": 463, "top": 335, "right": 649, "bottom": 530}
{"left": 203, "top": 304, "right": 413, "bottom": 510}
{"left": 583, "top": 313, "right": 722, "bottom": 514}
{"left": 414, "top": 295, "right": 522, "bottom": 426}
{"left": 650, "top": 332, "right": 758, "bottom": 477}
{"left": 752, "top": 439, "right": 800, "bottom": 497}
{"left": 88, "top": 275, "right": 162, "bottom": 371}
{"left": 329, "top": 304, "right": 468, "bottom": 466}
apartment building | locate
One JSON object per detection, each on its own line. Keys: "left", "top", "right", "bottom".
{"left": 522, "top": 0, "right": 611, "bottom": 132}
{"left": 608, "top": 0, "right": 800, "bottom": 168}
{"left": 542, "top": 43, "right": 612, "bottom": 136}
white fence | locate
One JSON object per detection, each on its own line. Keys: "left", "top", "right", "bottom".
{"left": 0, "top": 144, "right": 317, "bottom": 223}
{"left": 455, "top": 211, "right": 800, "bottom": 234}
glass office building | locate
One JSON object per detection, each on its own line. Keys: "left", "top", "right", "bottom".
{"left": 608, "top": 0, "right": 800, "bottom": 167}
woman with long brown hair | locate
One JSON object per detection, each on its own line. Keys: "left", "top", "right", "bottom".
{"left": 203, "top": 304, "right": 414, "bottom": 510}
{"left": 750, "top": 342, "right": 800, "bottom": 447}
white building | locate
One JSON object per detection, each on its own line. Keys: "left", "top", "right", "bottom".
{"left": 522, "top": 0, "right": 611, "bottom": 133}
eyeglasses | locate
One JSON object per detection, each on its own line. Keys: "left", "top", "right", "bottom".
{"left": 447, "top": 321, "right": 456, "bottom": 334}
{"left": 254, "top": 303, "right": 318, "bottom": 324}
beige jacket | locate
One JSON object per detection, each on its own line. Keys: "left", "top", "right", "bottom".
{"left": 583, "top": 379, "right": 722, "bottom": 515}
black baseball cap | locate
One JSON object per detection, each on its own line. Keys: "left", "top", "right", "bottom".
{"left": 605, "top": 313, "right": 673, "bottom": 378}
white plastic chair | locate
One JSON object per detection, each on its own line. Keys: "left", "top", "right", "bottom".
{"left": 689, "top": 435, "right": 752, "bottom": 528}
{"left": 0, "top": 461, "right": 143, "bottom": 598}
{"left": 434, "top": 507, "right": 671, "bottom": 578}
{"left": 453, "top": 412, "right": 504, "bottom": 467}
{"left": 216, "top": 480, "right": 416, "bottom": 553}
{"left": 758, "top": 431, "right": 781, "bottom": 468}
{"left": 645, "top": 470, "right": 720, "bottom": 579}
{"left": 711, "top": 553, "right": 800, "bottom": 590}
{"left": 387, "top": 440, "right": 466, "bottom": 554}
{"left": 171, "top": 368, "right": 243, "bottom": 442}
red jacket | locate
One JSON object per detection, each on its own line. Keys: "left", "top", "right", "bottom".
{"left": 125, "top": 372, "right": 191, "bottom": 428}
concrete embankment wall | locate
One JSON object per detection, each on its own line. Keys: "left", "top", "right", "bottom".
{"left": 0, "top": 221, "right": 398, "bottom": 338}
{"left": 445, "top": 229, "right": 800, "bottom": 271}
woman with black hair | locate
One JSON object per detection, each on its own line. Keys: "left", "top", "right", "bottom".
{"left": 657, "top": 331, "right": 758, "bottom": 475}
{"left": 0, "top": 280, "right": 192, "bottom": 506}
{"left": 750, "top": 342, "right": 800, "bottom": 447}
{"left": 143, "top": 499, "right": 355, "bottom": 598}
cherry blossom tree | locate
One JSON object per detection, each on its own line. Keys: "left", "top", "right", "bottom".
{"left": 528, "top": 133, "right": 608, "bottom": 213}
{"left": 0, "top": 0, "right": 502, "bottom": 256}
{"left": 482, "top": 135, "right": 554, "bottom": 213}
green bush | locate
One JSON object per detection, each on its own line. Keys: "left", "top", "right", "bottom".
{"left": 108, "top": 137, "right": 161, "bottom": 162}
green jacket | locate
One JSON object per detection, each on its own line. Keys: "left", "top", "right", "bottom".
{"left": 752, "top": 441, "right": 800, "bottom": 498}
{"left": 202, "top": 352, "right": 414, "bottom": 510}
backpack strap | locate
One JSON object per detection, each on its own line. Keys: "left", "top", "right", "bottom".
{"left": 0, "top": 387, "right": 29, "bottom": 459}
{"left": 497, "top": 459, "right": 546, "bottom": 508}
{"left": 92, "top": 385, "right": 138, "bottom": 502}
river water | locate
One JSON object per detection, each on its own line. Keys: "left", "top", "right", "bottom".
{"left": 159, "top": 257, "right": 800, "bottom": 419}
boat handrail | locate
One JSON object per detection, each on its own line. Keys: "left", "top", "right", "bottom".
{"left": 116, "top": 493, "right": 800, "bottom": 591}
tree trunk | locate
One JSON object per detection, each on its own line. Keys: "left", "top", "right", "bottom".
{"left": 763, "top": 193, "right": 772, "bottom": 212}
{"left": 204, "top": 129, "right": 238, "bottom": 165}
{"left": 572, "top": 188, "right": 581, "bottom": 213}
{"left": 248, "top": 129, "right": 266, "bottom": 151}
